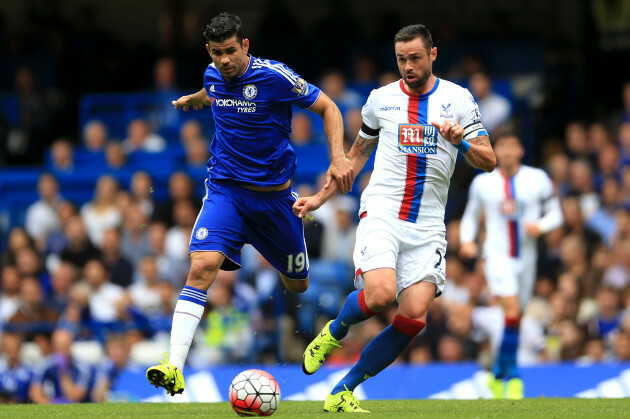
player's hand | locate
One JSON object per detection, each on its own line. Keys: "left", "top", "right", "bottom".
{"left": 172, "top": 95, "right": 205, "bottom": 112}
{"left": 431, "top": 120, "right": 464, "bottom": 145}
{"left": 459, "top": 241, "right": 478, "bottom": 259}
{"left": 326, "top": 156, "right": 354, "bottom": 194}
{"left": 525, "top": 222, "right": 542, "bottom": 238}
{"left": 292, "top": 195, "right": 323, "bottom": 219}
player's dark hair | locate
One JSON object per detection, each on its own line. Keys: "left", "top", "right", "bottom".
{"left": 203, "top": 12, "right": 245, "bottom": 44}
{"left": 394, "top": 24, "right": 433, "bottom": 51}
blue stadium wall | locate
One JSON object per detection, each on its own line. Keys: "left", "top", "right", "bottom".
{"left": 112, "top": 363, "right": 630, "bottom": 402}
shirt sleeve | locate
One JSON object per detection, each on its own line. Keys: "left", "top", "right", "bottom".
{"left": 537, "top": 172, "right": 564, "bottom": 234}
{"left": 359, "top": 91, "right": 379, "bottom": 139}
{"left": 460, "top": 175, "right": 484, "bottom": 243}
{"left": 457, "top": 88, "right": 488, "bottom": 141}
{"left": 266, "top": 62, "right": 321, "bottom": 109}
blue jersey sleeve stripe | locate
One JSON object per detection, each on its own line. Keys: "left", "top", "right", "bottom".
{"left": 252, "top": 60, "right": 298, "bottom": 85}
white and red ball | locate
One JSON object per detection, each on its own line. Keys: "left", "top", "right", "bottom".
{"left": 229, "top": 369, "right": 281, "bottom": 416}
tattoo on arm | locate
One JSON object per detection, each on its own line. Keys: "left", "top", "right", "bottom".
{"left": 471, "top": 135, "right": 490, "bottom": 146}
{"left": 352, "top": 135, "right": 379, "bottom": 157}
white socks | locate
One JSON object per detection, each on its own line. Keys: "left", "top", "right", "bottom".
{"left": 169, "top": 286, "right": 207, "bottom": 371}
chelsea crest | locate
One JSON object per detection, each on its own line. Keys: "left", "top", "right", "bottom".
{"left": 243, "top": 84, "right": 257, "bottom": 100}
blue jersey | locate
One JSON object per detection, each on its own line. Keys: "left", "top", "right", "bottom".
{"left": 204, "top": 55, "right": 322, "bottom": 187}
{"left": 33, "top": 357, "right": 92, "bottom": 402}
{"left": 0, "top": 360, "right": 33, "bottom": 402}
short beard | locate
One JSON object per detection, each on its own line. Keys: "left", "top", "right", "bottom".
{"left": 405, "top": 72, "right": 431, "bottom": 89}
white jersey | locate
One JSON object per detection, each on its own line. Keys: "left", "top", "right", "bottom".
{"left": 359, "top": 78, "right": 487, "bottom": 231}
{"left": 460, "top": 165, "right": 563, "bottom": 260}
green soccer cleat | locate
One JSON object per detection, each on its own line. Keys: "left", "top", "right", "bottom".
{"left": 302, "top": 320, "right": 341, "bottom": 375}
{"left": 324, "top": 388, "right": 370, "bottom": 413}
{"left": 505, "top": 377, "right": 524, "bottom": 400}
{"left": 488, "top": 375, "right": 504, "bottom": 399}
{"left": 146, "top": 352, "right": 185, "bottom": 396}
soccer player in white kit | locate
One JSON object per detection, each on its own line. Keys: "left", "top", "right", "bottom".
{"left": 459, "top": 133, "right": 563, "bottom": 399}
{"left": 293, "top": 24, "right": 496, "bottom": 412}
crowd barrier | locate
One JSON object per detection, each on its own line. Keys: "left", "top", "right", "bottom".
{"left": 110, "top": 362, "right": 630, "bottom": 402}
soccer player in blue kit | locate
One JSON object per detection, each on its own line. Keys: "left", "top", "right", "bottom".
{"left": 146, "top": 13, "right": 353, "bottom": 396}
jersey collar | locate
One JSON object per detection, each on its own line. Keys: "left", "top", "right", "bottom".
{"left": 234, "top": 54, "right": 253, "bottom": 81}
{"left": 399, "top": 77, "right": 440, "bottom": 98}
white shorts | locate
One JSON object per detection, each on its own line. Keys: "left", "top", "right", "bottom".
{"left": 353, "top": 214, "right": 446, "bottom": 299}
{"left": 484, "top": 256, "right": 536, "bottom": 308}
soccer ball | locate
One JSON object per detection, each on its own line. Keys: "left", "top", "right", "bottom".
{"left": 229, "top": 369, "right": 281, "bottom": 416}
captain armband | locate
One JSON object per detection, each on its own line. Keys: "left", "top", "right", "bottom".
{"left": 462, "top": 121, "right": 487, "bottom": 139}
{"left": 359, "top": 122, "right": 379, "bottom": 139}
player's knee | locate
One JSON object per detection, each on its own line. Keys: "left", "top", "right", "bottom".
{"left": 187, "top": 258, "right": 222, "bottom": 289}
{"left": 365, "top": 287, "right": 396, "bottom": 313}
{"left": 281, "top": 275, "right": 309, "bottom": 293}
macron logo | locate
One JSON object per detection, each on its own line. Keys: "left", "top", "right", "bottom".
{"left": 380, "top": 106, "right": 400, "bottom": 111}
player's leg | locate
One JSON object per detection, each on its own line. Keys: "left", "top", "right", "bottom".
{"left": 241, "top": 186, "right": 310, "bottom": 293}
{"left": 303, "top": 267, "right": 395, "bottom": 376}
{"left": 147, "top": 181, "right": 246, "bottom": 395}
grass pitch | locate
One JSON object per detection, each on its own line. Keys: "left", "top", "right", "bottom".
{"left": 1, "top": 399, "right": 629, "bottom": 418}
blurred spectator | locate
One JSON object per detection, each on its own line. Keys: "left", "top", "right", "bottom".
{"left": 568, "top": 160, "right": 601, "bottom": 220}
{"left": 546, "top": 153, "right": 571, "bottom": 197}
{"left": 104, "top": 142, "right": 127, "bottom": 170}
{"left": 7, "top": 277, "right": 58, "bottom": 354}
{"left": 29, "top": 329, "right": 91, "bottom": 404}
{"left": 319, "top": 68, "right": 363, "bottom": 113}
{"left": 0, "top": 266, "right": 21, "bottom": 325}
{"left": 164, "top": 200, "right": 196, "bottom": 263}
{"left": 15, "top": 247, "right": 50, "bottom": 292}
{"left": 25, "top": 173, "right": 63, "bottom": 250}
{"left": 129, "top": 171, "right": 154, "bottom": 218}
{"left": 437, "top": 334, "right": 466, "bottom": 363}
{"left": 59, "top": 216, "right": 101, "bottom": 268}
{"left": 122, "top": 118, "right": 166, "bottom": 153}
{"left": 587, "top": 178, "right": 622, "bottom": 245}
{"left": 120, "top": 202, "right": 152, "bottom": 268}
{"left": 613, "top": 332, "right": 630, "bottom": 361}
{"left": 184, "top": 136, "right": 209, "bottom": 168}
{"left": 91, "top": 334, "right": 133, "bottom": 402}
{"left": 379, "top": 71, "right": 399, "bottom": 87}
{"left": 178, "top": 119, "right": 203, "bottom": 147}
{"left": 468, "top": 71, "right": 511, "bottom": 134}
{"left": 101, "top": 229, "right": 133, "bottom": 288}
{"left": 578, "top": 339, "right": 608, "bottom": 364}
{"left": 343, "top": 108, "right": 363, "bottom": 151}
{"left": 81, "top": 175, "right": 122, "bottom": 247}
{"left": 601, "top": 238, "right": 630, "bottom": 290}
{"left": 585, "top": 287, "right": 621, "bottom": 340}
{"left": 49, "top": 262, "right": 78, "bottom": 315}
{"left": 152, "top": 56, "right": 180, "bottom": 138}
{"left": 7, "top": 66, "right": 51, "bottom": 166}
{"left": 291, "top": 112, "right": 316, "bottom": 145}
{"left": 618, "top": 122, "right": 630, "bottom": 167}
{"left": 564, "top": 122, "right": 591, "bottom": 162}
{"left": 594, "top": 142, "right": 621, "bottom": 190}
{"left": 1, "top": 227, "right": 33, "bottom": 269}
{"left": 0, "top": 333, "right": 33, "bottom": 403}
{"left": 147, "top": 222, "right": 188, "bottom": 286}
{"left": 83, "top": 259, "right": 125, "bottom": 323}
{"left": 81, "top": 120, "right": 109, "bottom": 153}
{"left": 587, "top": 122, "right": 612, "bottom": 156}
{"left": 49, "top": 138, "right": 75, "bottom": 174}
{"left": 321, "top": 195, "right": 358, "bottom": 266}
{"left": 152, "top": 172, "right": 199, "bottom": 227}
{"left": 562, "top": 197, "right": 602, "bottom": 257}
{"left": 127, "top": 256, "right": 165, "bottom": 315}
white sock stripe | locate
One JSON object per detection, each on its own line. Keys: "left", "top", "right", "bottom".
{"left": 179, "top": 295, "right": 206, "bottom": 305}
{"left": 180, "top": 289, "right": 207, "bottom": 301}
{"left": 182, "top": 287, "right": 207, "bottom": 298}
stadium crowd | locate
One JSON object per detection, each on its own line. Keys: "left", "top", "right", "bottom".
{"left": 1, "top": 2, "right": 630, "bottom": 404}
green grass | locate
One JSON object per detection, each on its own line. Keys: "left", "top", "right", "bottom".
{"left": 1, "top": 399, "right": 629, "bottom": 418}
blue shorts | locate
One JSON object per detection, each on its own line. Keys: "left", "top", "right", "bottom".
{"left": 189, "top": 180, "right": 309, "bottom": 279}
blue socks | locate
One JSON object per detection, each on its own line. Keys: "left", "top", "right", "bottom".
{"left": 331, "top": 315, "right": 425, "bottom": 394}
{"left": 329, "top": 290, "right": 375, "bottom": 340}
{"left": 493, "top": 317, "right": 520, "bottom": 379}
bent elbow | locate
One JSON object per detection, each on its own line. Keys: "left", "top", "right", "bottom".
{"left": 484, "top": 157, "right": 497, "bottom": 172}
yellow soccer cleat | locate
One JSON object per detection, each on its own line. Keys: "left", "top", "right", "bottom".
{"left": 146, "top": 352, "right": 185, "bottom": 396}
{"left": 302, "top": 320, "right": 341, "bottom": 375}
{"left": 505, "top": 377, "right": 524, "bottom": 400}
{"left": 324, "top": 388, "right": 370, "bottom": 413}
{"left": 488, "top": 375, "right": 504, "bottom": 399}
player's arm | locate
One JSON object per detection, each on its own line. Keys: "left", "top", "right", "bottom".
{"left": 308, "top": 92, "right": 354, "bottom": 194}
{"left": 293, "top": 133, "right": 377, "bottom": 218}
{"left": 525, "top": 175, "right": 564, "bottom": 238}
{"left": 28, "top": 381, "right": 49, "bottom": 404}
{"left": 431, "top": 120, "right": 496, "bottom": 172}
{"left": 59, "top": 372, "right": 88, "bottom": 402}
{"left": 459, "top": 177, "right": 483, "bottom": 259}
{"left": 172, "top": 87, "right": 212, "bottom": 111}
